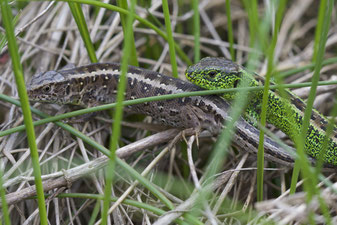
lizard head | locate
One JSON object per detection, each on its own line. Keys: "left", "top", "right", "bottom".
{"left": 27, "top": 70, "right": 79, "bottom": 105}
{"left": 186, "top": 57, "right": 246, "bottom": 100}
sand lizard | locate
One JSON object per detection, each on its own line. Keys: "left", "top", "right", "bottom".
{"left": 186, "top": 57, "right": 337, "bottom": 165}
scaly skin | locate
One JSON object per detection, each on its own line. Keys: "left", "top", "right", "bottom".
{"left": 186, "top": 57, "right": 337, "bottom": 165}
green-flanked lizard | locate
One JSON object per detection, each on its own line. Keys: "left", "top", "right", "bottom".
{"left": 186, "top": 57, "right": 337, "bottom": 165}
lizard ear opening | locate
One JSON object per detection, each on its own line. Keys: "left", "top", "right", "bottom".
{"left": 208, "top": 71, "right": 217, "bottom": 78}
{"left": 233, "top": 79, "right": 239, "bottom": 88}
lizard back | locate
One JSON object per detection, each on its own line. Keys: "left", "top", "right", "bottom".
{"left": 28, "top": 63, "right": 230, "bottom": 133}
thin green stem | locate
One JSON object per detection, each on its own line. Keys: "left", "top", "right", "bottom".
{"left": 192, "top": 0, "right": 200, "bottom": 62}
{"left": 68, "top": 2, "right": 98, "bottom": 62}
{"left": 312, "top": 0, "right": 327, "bottom": 62}
{"left": 0, "top": 169, "right": 11, "bottom": 225}
{"left": 291, "top": 1, "right": 334, "bottom": 224}
{"left": 225, "top": 0, "right": 235, "bottom": 60}
{"left": 290, "top": 0, "right": 333, "bottom": 197}
{"left": 0, "top": 0, "right": 47, "bottom": 224}
{"left": 277, "top": 56, "right": 337, "bottom": 79}
{"left": 162, "top": 0, "right": 178, "bottom": 77}
{"left": 101, "top": 0, "right": 137, "bottom": 223}
{"left": 117, "top": 0, "right": 139, "bottom": 66}
{"left": 256, "top": 0, "right": 287, "bottom": 202}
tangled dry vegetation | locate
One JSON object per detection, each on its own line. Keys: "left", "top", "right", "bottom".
{"left": 1, "top": 0, "right": 337, "bottom": 224}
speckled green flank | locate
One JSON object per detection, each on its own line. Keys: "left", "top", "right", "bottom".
{"left": 186, "top": 57, "right": 337, "bottom": 165}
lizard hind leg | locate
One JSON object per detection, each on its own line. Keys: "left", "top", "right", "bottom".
{"left": 180, "top": 106, "right": 212, "bottom": 147}
{"left": 181, "top": 107, "right": 203, "bottom": 131}
{"left": 181, "top": 128, "right": 200, "bottom": 148}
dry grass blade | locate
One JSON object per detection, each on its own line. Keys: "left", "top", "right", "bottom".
{"left": 255, "top": 178, "right": 337, "bottom": 224}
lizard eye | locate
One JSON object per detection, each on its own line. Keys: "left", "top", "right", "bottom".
{"left": 208, "top": 71, "right": 217, "bottom": 78}
{"left": 43, "top": 85, "right": 51, "bottom": 93}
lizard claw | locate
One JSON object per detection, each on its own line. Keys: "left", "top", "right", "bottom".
{"left": 195, "top": 131, "right": 199, "bottom": 148}
{"left": 182, "top": 130, "right": 188, "bottom": 144}
{"left": 181, "top": 128, "right": 200, "bottom": 147}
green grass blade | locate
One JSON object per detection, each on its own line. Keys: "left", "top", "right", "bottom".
{"left": 277, "top": 56, "right": 337, "bottom": 79}
{"left": 256, "top": 0, "right": 287, "bottom": 202}
{"left": 243, "top": 0, "right": 265, "bottom": 202}
{"left": 192, "top": 0, "right": 200, "bottom": 62}
{"left": 225, "top": 0, "right": 235, "bottom": 60}
{"left": 0, "top": 0, "right": 48, "bottom": 224}
{"left": 290, "top": 0, "right": 333, "bottom": 196}
{"left": 162, "top": 0, "right": 178, "bottom": 77}
{"left": 292, "top": 1, "right": 334, "bottom": 223}
{"left": 0, "top": 169, "right": 11, "bottom": 225}
{"left": 88, "top": 201, "right": 101, "bottom": 225}
{"left": 68, "top": 2, "right": 98, "bottom": 63}
{"left": 195, "top": 0, "right": 262, "bottom": 209}
{"left": 117, "top": 0, "right": 139, "bottom": 66}
{"left": 289, "top": 2, "right": 334, "bottom": 223}
{"left": 242, "top": 0, "right": 259, "bottom": 48}
{"left": 312, "top": 0, "right": 327, "bottom": 62}
{"left": 101, "top": 0, "right": 137, "bottom": 223}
